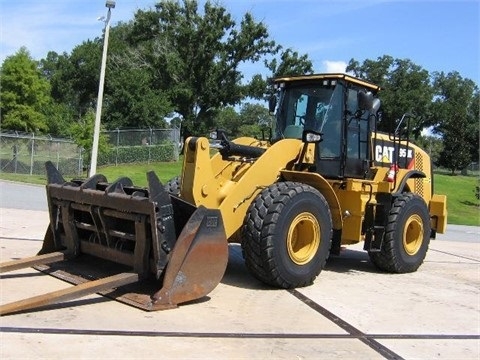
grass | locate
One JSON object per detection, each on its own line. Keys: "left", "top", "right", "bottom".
{"left": 434, "top": 173, "right": 479, "bottom": 226}
{"left": 91, "top": 162, "right": 181, "bottom": 186}
{"left": 0, "top": 161, "right": 181, "bottom": 187}
{"left": 1, "top": 162, "right": 478, "bottom": 226}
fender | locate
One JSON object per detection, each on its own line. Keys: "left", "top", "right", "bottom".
{"left": 392, "top": 170, "right": 426, "bottom": 196}
{"left": 280, "top": 169, "right": 342, "bottom": 230}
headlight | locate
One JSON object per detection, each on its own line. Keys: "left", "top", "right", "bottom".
{"left": 303, "top": 131, "right": 322, "bottom": 143}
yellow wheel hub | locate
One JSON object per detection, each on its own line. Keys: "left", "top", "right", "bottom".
{"left": 286, "top": 212, "right": 320, "bottom": 265}
{"left": 403, "top": 214, "right": 424, "bottom": 255}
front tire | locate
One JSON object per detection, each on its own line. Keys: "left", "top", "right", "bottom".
{"left": 242, "top": 182, "right": 332, "bottom": 288}
{"left": 369, "top": 193, "right": 431, "bottom": 273}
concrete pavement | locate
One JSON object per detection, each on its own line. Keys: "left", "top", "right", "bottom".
{"left": 0, "top": 206, "right": 479, "bottom": 359}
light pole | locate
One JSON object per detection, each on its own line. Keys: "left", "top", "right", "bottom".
{"left": 89, "top": 0, "right": 115, "bottom": 177}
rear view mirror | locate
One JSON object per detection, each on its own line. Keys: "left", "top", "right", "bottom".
{"left": 358, "top": 90, "right": 374, "bottom": 111}
{"left": 268, "top": 95, "right": 277, "bottom": 114}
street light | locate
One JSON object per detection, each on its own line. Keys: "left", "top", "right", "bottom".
{"left": 89, "top": 0, "right": 116, "bottom": 177}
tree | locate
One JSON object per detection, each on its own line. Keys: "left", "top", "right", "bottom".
{"left": 237, "top": 103, "right": 272, "bottom": 139}
{"left": 69, "top": 109, "right": 110, "bottom": 167}
{"left": 0, "top": 47, "right": 51, "bottom": 133}
{"left": 42, "top": 102, "right": 75, "bottom": 137}
{"left": 214, "top": 106, "right": 240, "bottom": 136}
{"left": 249, "top": 48, "right": 314, "bottom": 100}
{"left": 96, "top": 21, "right": 174, "bottom": 129}
{"left": 39, "top": 51, "right": 74, "bottom": 107}
{"left": 33, "top": 1, "right": 314, "bottom": 133}
{"left": 126, "top": 0, "right": 278, "bottom": 135}
{"left": 467, "top": 90, "right": 479, "bottom": 164}
{"left": 266, "top": 48, "right": 314, "bottom": 78}
{"left": 104, "top": 65, "right": 173, "bottom": 129}
{"left": 431, "top": 71, "right": 478, "bottom": 174}
{"left": 42, "top": 41, "right": 103, "bottom": 119}
{"left": 414, "top": 134, "right": 443, "bottom": 166}
{"left": 346, "top": 55, "right": 433, "bottom": 139}
{"left": 214, "top": 103, "right": 272, "bottom": 139}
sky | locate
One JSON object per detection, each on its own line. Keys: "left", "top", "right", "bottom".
{"left": 0, "top": 0, "right": 479, "bottom": 83}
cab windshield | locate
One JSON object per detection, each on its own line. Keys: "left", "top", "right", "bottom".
{"left": 275, "top": 83, "right": 343, "bottom": 143}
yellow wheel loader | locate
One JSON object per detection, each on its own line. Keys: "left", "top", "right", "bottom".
{"left": 0, "top": 73, "right": 447, "bottom": 315}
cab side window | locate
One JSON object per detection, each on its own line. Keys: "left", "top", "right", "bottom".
{"left": 346, "top": 88, "right": 368, "bottom": 159}
{"left": 319, "top": 85, "right": 343, "bottom": 158}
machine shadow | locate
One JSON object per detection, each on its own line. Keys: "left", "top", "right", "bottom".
{"left": 221, "top": 244, "right": 381, "bottom": 290}
{"left": 325, "top": 248, "right": 379, "bottom": 274}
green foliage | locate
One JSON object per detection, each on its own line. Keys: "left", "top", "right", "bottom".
{"left": 431, "top": 71, "right": 479, "bottom": 174}
{"left": 346, "top": 55, "right": 433, "bottom": 138}
{"left": 42, "top": 102, "right": 76, "bottom": 136}
{"left": 413, "top": 135, "right": 443, "bottom": 166}
{"left": 98, "top": 144, "right": 176, "bottom": 165}
{"left": 213, "top": 103, "right": 272, "bottom": 138}
{"left": 237, "top": 103, "right": 272, "bottom": 138}
{"left": 0, "top": 47, "right": 51, "bottom": 133}
{"left": 1, "top": 4, "right": 478, "bottom": 181}
{"left": 2, "top": 1, "right": 314, "bottom": 135}
{"left": 1, "top": 105, "right": 48, "bottom": 133}
{"left": 69, "top": 109, "right": 110, "bottom": 163}
{"left": 105, "top": 65, "right": 172, "bottom": 128}
{"left": 347, "top": 55, "right": 479, "bottom": 174}
{"left": 40, "top": 42, "right": 103, "bottom": 119}
{"left": 438, "top": 127, "right": 472, "bottom": 175}
{"left": 266, "top": 48, "right": 314, "bottom": 78}
{"left": 467, "top": 91, "right": 480, "bottom": 163}
{"left": 214, "top": 107, "right": 239, "bottom": 135}
{"left": 126, "top": 0, "right": 278, "bottom": 134}
{"left": 249, "top": 48, "right": 314, "bottom": 99}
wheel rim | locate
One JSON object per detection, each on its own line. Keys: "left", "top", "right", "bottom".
{"left": 286, "top": 212, "right": 320, "bottom": 265}
{"left": 403, "top": 214, "right": 424, "bottom": 255}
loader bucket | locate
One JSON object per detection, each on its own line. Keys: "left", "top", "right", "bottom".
{"left": 0, "top": 161, "right": 228, "bottom": 315}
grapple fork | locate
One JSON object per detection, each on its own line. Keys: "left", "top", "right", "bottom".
{"left": 0, "top": 162, "right": 228, "bottom": 315}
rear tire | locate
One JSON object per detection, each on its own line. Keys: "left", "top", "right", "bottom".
{"left": 242, "top": 182, "right": 332, "bottom": 288}
{"left": 369, "top": 193, "right": 431, "bottom": 273}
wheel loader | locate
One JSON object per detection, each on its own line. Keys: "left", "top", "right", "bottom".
{"left": 0, "top": 73, "right": 447, "bottom": 315}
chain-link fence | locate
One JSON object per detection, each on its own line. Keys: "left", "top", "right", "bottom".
{"left": 0, "top": 131, "right": 83, "bottom": 176}
{"left": 0, "top": 128, "right": 181, "bottom": 177}
{"left": 100, "top": 128, "right": 180, "bottom": 166}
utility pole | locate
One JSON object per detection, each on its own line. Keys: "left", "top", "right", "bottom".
{"left": 90, "top": 0, "right": 115, "bottom": 177}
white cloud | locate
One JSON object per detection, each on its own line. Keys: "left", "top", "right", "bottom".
{"left": 0, "top": 1, "right": 101, "bottom": 61}
{"left": 322, "top": 60, "right": 347, "bottom": 73}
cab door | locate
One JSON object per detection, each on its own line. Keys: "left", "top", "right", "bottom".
{"left": 343, "top": 87, "right": 371, "bottom": 179}
{"left": 315, "top": 84, "right": 344, "bottom": 178}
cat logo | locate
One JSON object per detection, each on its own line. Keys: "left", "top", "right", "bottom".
{"left": 375, "top": 145, "right": 413, "bottom": 164}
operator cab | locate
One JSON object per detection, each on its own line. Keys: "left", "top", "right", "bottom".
{"left": 271, "top": 73, "right": 381, "bottom": 179}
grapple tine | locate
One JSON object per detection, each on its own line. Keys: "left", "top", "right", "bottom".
{"left": 0, "top": 251, "right": 66, "bottom": 274}
{"left": 150, "top": 206, "right": 228, "bottom": 310}
{"left": 46, "top": 161, "right": 66, "bottom": 184}
{"left": 0, "top": 272, "right": 139, "bottom": 316}
{"left": 105, "top": 177, "right": 133, "bottom": 194}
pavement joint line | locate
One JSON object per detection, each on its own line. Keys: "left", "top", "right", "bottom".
{"left": 1, "top": 327, "right": 478, "bottom": 340}
{"left": 429, "top": 248, "right": 480, "bottom": 262}
{"left": 0, "top": 237, "right": 43, "bottom": 242}
{"left": 288, "top": 289, "right": 404, "bottom": 360}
